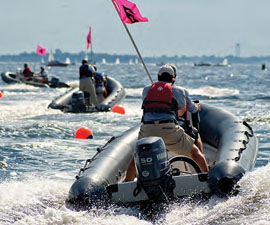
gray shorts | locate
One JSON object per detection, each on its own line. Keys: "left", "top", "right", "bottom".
{"left": 138, "top": 122, "right": 195, "bottom": 156}
{"left": 79, "top": 77, "right": 98, "bottom": 106}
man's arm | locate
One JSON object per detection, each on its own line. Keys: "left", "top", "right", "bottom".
{"left": 185, "top": 89, "right": 199, "bottom": 113}
{"left": 177, "top": 109, "right": 186, "bottom": 117}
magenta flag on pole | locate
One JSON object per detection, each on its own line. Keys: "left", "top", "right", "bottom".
{"left": 36, "top": 45, "right": 47, "bottom": 56}
{"left": 113, "top": 0, "right": 148, "bottom": 24}
{"left": 87, "top": 27, "right": 92, "bottom": 50}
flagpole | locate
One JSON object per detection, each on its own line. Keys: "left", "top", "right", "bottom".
{"left": 90, "top": 42, "right": 93, "bottom": 64}
{"left": 111, "top": 0, "right": 153, "bottom": 84}
{"left": 90, "top": 26, "right": 94, "bottom": 64}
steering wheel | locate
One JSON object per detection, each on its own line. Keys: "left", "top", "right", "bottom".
{"left": 169, "top": 156, "right": 202, "bottom": 176}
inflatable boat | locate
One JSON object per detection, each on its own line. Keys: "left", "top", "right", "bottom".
{"left": 66, "top": 103, "right": 258, "bottom": 209}
{"left": 1, "top": 72, "right": 70, "bottom": 88}
{"left": 48, "top": 76, "right": 126, "bottom": 113}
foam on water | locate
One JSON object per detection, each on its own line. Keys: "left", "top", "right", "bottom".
{"left": 0, "top": 177, "right": 153, "bottom": 225}
{"left": 0, "top": 100, "right": 53, "bottom": 122}
{"left": 125, "top": 88, "right": 144, "bottom": 98}
{"left": 189, "top": 86, "right": 240, "bottom": 98}
{"left": 1, "top": 166, "right": 270, "bottom": 225}
{"left": 153, "top": 166, "right": 270, "bottom": 225}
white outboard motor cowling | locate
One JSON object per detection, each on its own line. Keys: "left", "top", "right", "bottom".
{"left": 134, "top": 137, "right": 175, "bottom": 200}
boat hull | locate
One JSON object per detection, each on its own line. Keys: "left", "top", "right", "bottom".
{"left": 1, "top": 72, "right": 70, "bottom": 88}
{"left": 66, "top": 103, "right": 258, "bottom": 208}
{"left": 46, "top": 62, "right": 69, "bottom": 67}
{"left": 48, "top": 76, "right": 126, "bottom": 113}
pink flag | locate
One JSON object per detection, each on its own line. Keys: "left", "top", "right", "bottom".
{"left": 36, "top": 45, "right": 47, "bottom": 56}
{"left": 87, "top": 27, "right": 92, "bottom": 50}
{"left": 113, "top": 0, "right": 148, "bottom": 24}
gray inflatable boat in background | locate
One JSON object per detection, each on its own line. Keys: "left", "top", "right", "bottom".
{"left": 48, "top": 76, "right": 126, "bottom": 113}
{"left": 1, "top": 71, "right": 70, "bottom": 88}
{"left": 66, "top": 103, "right": 258, "bottom": 209}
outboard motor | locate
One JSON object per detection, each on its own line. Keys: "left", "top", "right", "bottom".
{"left": 134, "top": 137, "right": 175, "bottom": 201}
{"left": 50, "top": 77, "right": 59, "bottom": 87}
{"left": 71, "top": 91, "right": 86, "bottom": 112}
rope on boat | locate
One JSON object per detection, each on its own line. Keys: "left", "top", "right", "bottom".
{"left": 75, "top": 136, "right": 116, "bottom": 179}
{"left": 243, "top": 120, "right": 254, "bottom": 137}
{"left": 235, "top": 121, "right": 254, "bottom": 161}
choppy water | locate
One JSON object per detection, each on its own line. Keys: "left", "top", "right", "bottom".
{"left": 0, "top": 61, "right": 270, "bottom": 224}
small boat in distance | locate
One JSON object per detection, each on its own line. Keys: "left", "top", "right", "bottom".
{"left": 213, "top": 58, "right": 231, "bottom": 67}
{"left": 115, "top": 58, "right": 120, "bottom": 65}
{"left": 101, "top": 58, "right": 107, "bottom": 64}
{"left": 194, "top": 62, "right": 212, "bottom": 67}
{"left": 46, "top": 50, "right": 70, "bottom": 67}
{"left": 48, "top": 76, "right": 126, "bottom": 113}
{"left": 194, "top": 58, "right": 231, "bottom": 67}
{"left": 1, "top": 71, "right": 70, "bottom": 88}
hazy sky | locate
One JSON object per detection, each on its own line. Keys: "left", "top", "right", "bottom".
{"left": 1, "top": 0, "right": 270, "bottom": 57}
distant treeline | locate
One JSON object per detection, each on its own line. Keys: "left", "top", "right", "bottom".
{"left": 0, "top": 49, "right": 270, "bottom": 64}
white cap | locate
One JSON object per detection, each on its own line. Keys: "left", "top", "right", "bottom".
{"left": 166, "top": 64, "right": 177, "bottom": 75}
{"left": 158, "top": 65, "right": 174, "bottom": 77}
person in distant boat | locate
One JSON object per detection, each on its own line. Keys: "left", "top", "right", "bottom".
{"left": 167, "top": 63, "right": 203, "bottom": 153}
{"left": 37, "top": 66, "right": 49, "bottom": 83}
{"left": 93, "top": 65, "right": 107, "bottom": 102}
{"left": 79, "top": 59, "right": 98, "bottom": 107}
{"left": 22, "top": 64, "right": 33, "bottom": 80}
{"left": 124, "top": 65, "right": 209, "bottom": 182}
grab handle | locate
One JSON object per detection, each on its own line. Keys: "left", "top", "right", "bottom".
{"left": 192, "top": 100, "right": 200, "bottom": 132}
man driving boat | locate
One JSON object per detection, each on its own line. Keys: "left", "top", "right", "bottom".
{"left": 125, "top": 65, "right": 209, "bottom": 181}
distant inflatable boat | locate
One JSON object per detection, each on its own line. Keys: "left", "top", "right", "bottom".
{"left": 1, "top": 72, "right": 70, "bottom": 88}
{"left": 194, "top": 59, "right": 231, "bottom": 67}
{"left": 48, "top": 76, "right": 126, "bottom": 113}
{"left": 66, "top": 103, "right": 258, "bottom": 209}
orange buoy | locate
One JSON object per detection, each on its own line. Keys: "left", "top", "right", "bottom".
{"left": 75, "top": 127, "right": 93, "bottom": 139}
{"left": 111, "top": 105, "right": 125, "bottom": 115}
{"left": 0, "top": 92, "right": 2, "bottom": 98}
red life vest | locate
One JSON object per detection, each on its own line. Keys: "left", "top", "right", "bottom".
{"left": 23, "top": 68, "right": 32, "bottom": 78}
{"left": 142, "top": 82, "right": 178, "bottom": 115}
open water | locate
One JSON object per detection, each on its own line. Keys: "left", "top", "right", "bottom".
{"left": 0, "top": 61, "right": 270, "bottom": 225}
